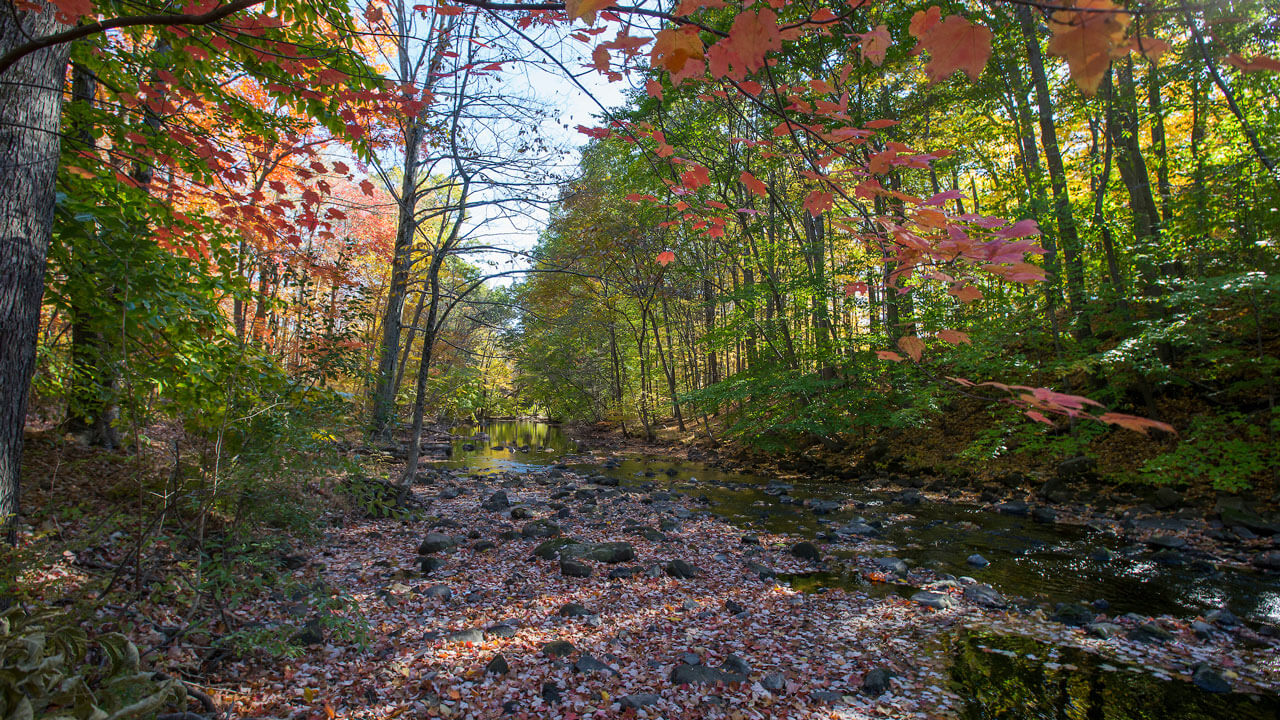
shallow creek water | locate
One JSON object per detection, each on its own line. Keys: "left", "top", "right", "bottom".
{"left": 444, "top": 421, "right": 1280, "bottom": 627}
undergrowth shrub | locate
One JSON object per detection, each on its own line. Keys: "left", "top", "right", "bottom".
{"left": 0, "top": 607, "right": 184, "bottom": 720}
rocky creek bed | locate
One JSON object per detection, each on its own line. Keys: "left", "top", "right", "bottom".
{"left": 207, "top": 422, "right": 1280, "bottom": 719}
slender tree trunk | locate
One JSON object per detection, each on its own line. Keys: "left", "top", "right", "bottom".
{"left": 1110, "top": 57, "right": 1162, "bottom": 288}
{"left": 652, "top": 298, "right": 684, "bottom": 431}
{"left": 1019, "top": 6, "right": 1085, "bottom": 329}
{"left": 371, "top": 122, "right": 422, "bottom": 438}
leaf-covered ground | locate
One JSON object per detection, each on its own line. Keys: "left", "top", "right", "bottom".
{"left": 186, "top": 461, "right": 1278, "bottom": 720}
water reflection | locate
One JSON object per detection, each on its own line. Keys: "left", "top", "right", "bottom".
{"left": 950, "top": 629, "right": 1280, "bottom": 719}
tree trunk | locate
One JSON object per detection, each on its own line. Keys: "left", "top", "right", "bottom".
{"left": 1019, "top": 6, "right": 1086, "bottom": 327}
{"left": 370, "top": 121, "right": 422, "bottom": 438}
{"left": 1110, "top": 57, "right": 1162, "bottom": 288}
{"left": 1, "top": 3, "right": 70, "bottom": 543}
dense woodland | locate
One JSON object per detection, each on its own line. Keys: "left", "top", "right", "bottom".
{"left": 1, "top": 0, "right": 1279, "bottom": 717}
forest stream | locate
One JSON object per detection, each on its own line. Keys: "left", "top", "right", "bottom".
{"left": 437, "top": 420, "right": 1280, "bottom": 719}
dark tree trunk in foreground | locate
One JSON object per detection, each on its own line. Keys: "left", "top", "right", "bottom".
{"left": 0, "top": 3, "right": 71, "bottom": 542}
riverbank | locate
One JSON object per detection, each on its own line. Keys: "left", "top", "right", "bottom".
{"left": 211, "top": 457, "right": 1278, "bottom": 718}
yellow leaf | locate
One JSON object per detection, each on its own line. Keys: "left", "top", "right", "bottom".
{"left": 897, "top": 335, "right": 925, "bottom": 362}
{"left": 565, "top": 0, "right": 613, "bottom": 24}
{"left": 1046, "top": 0, "right": 1131, "bottom": 96}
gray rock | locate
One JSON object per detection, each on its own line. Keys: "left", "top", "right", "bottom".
{"left": 664, "top": 559, "right": 701, "bottom": 578}
{"left": 836, "top": 522, "right": 880, "bottom": 538}
{"left": 1192, "top": 664, "right": 1231, "bottom": 693}
{"left": 1145, "top": 535, "right": 1187, "bottom": 550}
{"left": 619, "top": 694, "right": 660, "bottom": 709}
{"left": 669, "top": 664, "right": 745, "bottom": 685}
{"left": 541, "top": 683, "right": 562, "bottom": 705}
{"left": 607, "top": 565, "right": 644, "bottom": 579}
{"left": 1152, "top": 486, "right": 1183, "bottom": 510}
{"left": 962, "top": 583, "right": 1006, "bottom": 608}
{"left": 557, "top": 603, "right": 592, "bottom": 617}
{"left": 719, "top": 654, "right": 751, "bottom": 675}
{"left": 1052, "top": 603, "right": 1095, "bottom": 627}
{"left": 509, "top": 507, "right": 533, "bottom": 520}
{"left": 485, "top": 623, "right": 517, "bottom": 638}
{"left": 1221, "top": 507, "right": 1280, "bottom": 536}
{"left": 911, "top": 591, "right": 956, "bottom": 610}
{"left": 420, "top": 556, "right": 446, "bottom": 574}
{"left": 589, "top": 541, "right": 636, "bottom": 563}
{"left": 761, "top": 672, "right": 786, "bottom": 692}
{"left": 809, "top": 500, "right": 841, "bottom": 514}
{"left": 1254, "top": 550, "right": 1280, "bottom": 571}
{"left": 678, "top": 651, "right": 700, "bottom": 665}
{"left": 575, "top": 653, "right": 619, "bottom": 675}
{"left": 1057, "top": 455, "right": 1097, "bottom": 480}
{"left": 1207, "top": 609, "right": 1239, "bottom": 626}
{"left": 1086, "top": 622, "right": 1123, "bottom": 639}
{"left": 485, "top": 653, "right": 509, "bottom": 675}
{"left": 1031, "top": 506, "right": 1058, "bottom": 524}
{"left": 418, "top": 532, "right": 455, "bottom": 554}
{"left": 1128, "top": 622, "right": 1174, "bottom": 643}
{"left": 725, "top": 599, "right": 746, "bottom": 615}
{"left": 521, "top": 519, "right": 561, "bottom": 538}
{"left": 790, "top": 541, "right": 822, "bottom": 562}
{"left": 810, "top": 690, "right": 846, "bottom": 704}
{"left": 966, "top": 554, "right": 989, "bottom": 568}
{"left": 1191, "top": 620, "right": 1214, "bottom": 639}
{"left": 447, "top": 628, "right": 483, "bottom": 644}
{"left": 541, "top": 640, "right": 576, "bottom": 657}
{"left": 560, "top": 559, "right": 593, "bottom": 578}
{"left": 861, "top": 667, "right": 893, "bottom": 696}
{"left": 481, "top": 490, "right": 510, "bottom": 511}
{"left": 873, "top": 557, "right": 909, "bottom": 575}
{"left": 532, "top": 537, "right": 581, "bottom": 560}
{"left": 996, "top": 501, "right": 1030, "bottom": 516}
{"left": 746, "top": 561, "right": 777, "bottom": 579}
{"left": 422, "top": 584, "right": 452, "bottom": 601}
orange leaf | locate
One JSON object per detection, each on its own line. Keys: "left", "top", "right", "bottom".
{"left": 656, "top": 250, "right": 676, "bottom": 266}
{"left": 1226, "top": 53, "right": 1280, "bottom": 73}
{"left": 565, "top": 0, "right": 613, "bottom": 24}
{"left": 651, "top": 27, "right": 705, "bottom": 85}
{"left": 876, "top": 350, "right": 905, "bottom": 362}
{"left": 1025, "top": 410, "right": 1054, "bottom": 425}
{"left": 914, "top": 14, "right": 991, "bottom": 82}
{"left": 592, "top": 45, "right": 611, "bottom": 73}
{"left": 1046, "top": 0, "right": 1131, "bottom": 96}
{"left": 740, "top": 171, "right": 767, "bottom": 197}
{"left": 897, "top": 335, "right": 924, "bottom": 362}
{"left": 859, "top": 25, "right": 891, "bottom": 66}
{"left": 719, "top": 8, "right": 781, "bottom": 75}
{"left": 802, "top": 189, "right": 833, "bottom": 217}
{"left": 1098, "top": 412, "right": 1176, "bottom": 435}
{"left": 949, "top": 284, "right": 984, "bottom": 303}
{"left": 936, "top": 329, "right": 971, "bottom": 345}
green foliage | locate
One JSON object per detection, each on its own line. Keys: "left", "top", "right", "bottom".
{"left": 0, "top": 607, "right": 183, "bottom": 720}
{"left": 1137, "top": 410, "right": 1278, "bottom": 491}
{"left": 217, "top": 587, "right": 370, "bottom": 661}
{"left": 959, "top": 411, "right": 1109, "bottom": 465}
{"left": 339, "top": 473, "right": 419, "bottom": 520}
